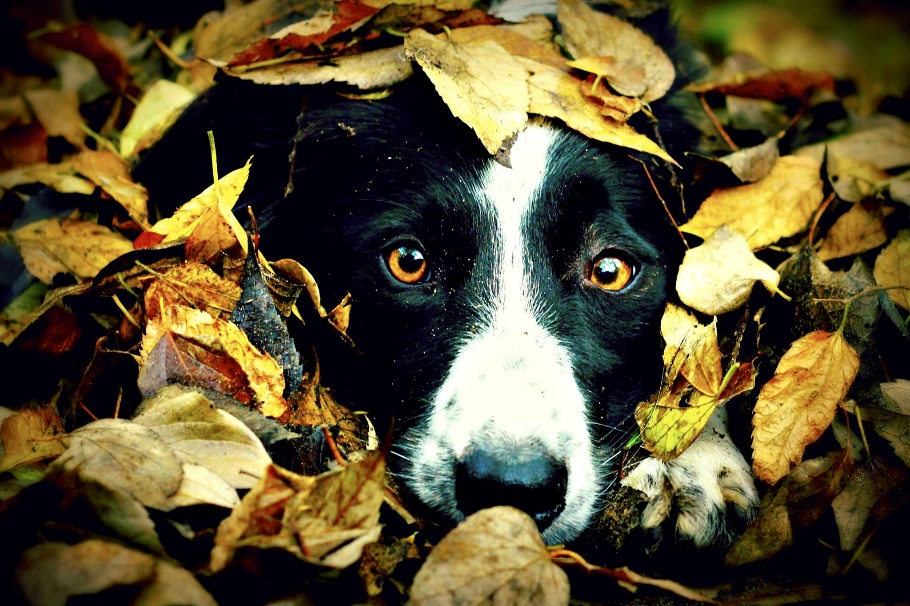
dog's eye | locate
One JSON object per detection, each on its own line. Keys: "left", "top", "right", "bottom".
{"left": 386, "top": 243, "right": 430, "bottom": 284}
{"left": 589, "top": 253, "right": 635, "bottom": 291}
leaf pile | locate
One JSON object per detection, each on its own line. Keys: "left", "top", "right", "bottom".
{"left": 1, "top": 0, "right": 909, "bottom": 604}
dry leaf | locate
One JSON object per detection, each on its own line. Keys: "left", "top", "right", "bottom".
{"left": 22, "top": 89, "right": 86, "bottom": 149}
{"left": 143, "top": 262, "right": 242, "bottom": 321}
{"left": 446, "top": 23, "right": 566, "bottom": 70}
{"left": 557, "top": 0, "right": 674, "bottom": 102}
{"left": 520, "top": 58, "right": 676, "bottom": 164}
{"left": 0, "top": 160, "right": 95, "bottom": 195}
{"left": 873, "top": 229, "right": 910, "bottom": 310}
{"left": 11, "top": 217, "right": 134, "bottom": 284}
{"left": 752, "top": 330, "right": 860, "bottom": 484}
{"left": 51, "top": 418, "right": 184, "bottom": 511}
{"left": 847, "top": 381, "right": 910, "bottom": 466}
{"left": 831, "top": 460, "right": 909, "bottom": 551}
{"left": 0, "top": 404, "right": 66, "bottom": 473}
{"left": 825, "top": 154, "right": 891, "bottom": 203}
{"left": 410, "top": 506, "right": 570, "bottom": 606}
{"left": 817, "top": 201, "right": 892, "bottom": 262}
{"left": 141, "top": 304, "right": 287, "bottom": 418}
{"left": 717, "top": 137, "right": 779, "bottom": 183}
{"left": 133, "top": 386, "right": 271, "bottom": 490}
{"left": 795, "top": 118, "right": 910, "bottom": 171}
{"left": 71, "top": 149, "right": 151, "bottom": 229}
{"left": 659, "top": 303, "right": 723, "bottom": 394}
{"left": 687, "top": 68, "right": 834, "bottom": 103}
{"left": 405, "top": 28, "right": 529, "bottom": 155}
{"left": 120, "top": 79, "right": 197, "bottom": 159}
{"left": 232, "top": 45, "right": 414, "bottom": 89}
{"left": 676, "top": 225, "right": 783, "bottom": 316}
{"left": 725, "top": 451, "right": 852, "bottom": 566}
{"left": 681, "top": 155, "right": 824, "bottom": 250}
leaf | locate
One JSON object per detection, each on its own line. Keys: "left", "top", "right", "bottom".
{"left": 410, "top": 506, "right": 570, "bottom": 606}
{"left": 50, "top": 419, "right": 184, "bottom": 511}
{"left": 135, "top": 158, "right": 251, "bottom": 250}
{"left": 405, "top": 28, "right": 530, "bottom": 156}
{"left": 817, "top": 201, "right": 892, "bottom": 262}
{"left": 659, "top": 303, "right": 723, "bottom": 395}
{"left": 70, "top": 149, "right": 151, "bottom": 229}
{"left": 831, "top": 460, "right": 909, "bottom": 551}
{"left": 687, "top": 68, "right": 834, "bottom": 103}
{"left": 0, "top": 160, "right": 95, "bottom": 195}
{"left": 232, "top": 45, "right": 414, "bottom": 89}
{"left": 140, "top": 304, "right": 287, "bottom": 418}
{"left": 445, "top": 23, "right": 566, "bottom": 69}
{"left": 725, "top": 451, "right": 852, "bottom": 566}
{"left": 794, "top": 118, "right": 910, "bottom": 171}
{"left": 143, "top": 262, "right": 242, "bottom": 321}
{"left": 520, "top": 58, "right": 676, "bottom": 164}
{"left": 133, "top": 386, "right": 271, "bottom": 491}
{"left": 676, "top": 225, "right": 783, "bottom": 316}
{"left": 557, "top": 0, "right": 674, "bottom": 102}
{"left": 0, "top": 404, "right": 66, "bottom": 473}
{"left": 716, "top": 137, "right": 780, "bottom": 183}
{"left": 752, "top": 330, "right": 860, "bottom": 484}
{"left": 11, "top": 217, "right": 134, "bottom": 284}
{"left": 15, "top": 540, "right": 217, "bottom": 606}
{"left": 847, "top": 380, "right": 910, "bottom": 466}
{"left": 873, "top": 229, "right": 910, "bottom": 310}
{"left": 22, "top": 89, "right": 85, "bottom": 149}
{"left": 120, "top": 79, "right": 197, "bottom": 159}
{"left": 681, "top": 155, "right": 824, "bottom": 250}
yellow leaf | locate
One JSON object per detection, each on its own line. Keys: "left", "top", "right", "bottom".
{"left": 557, "top": 0, "right": 674, "bottom": 102}
{"left": 120, "top": 79, "right": 197, "bottom": 159}
{"left": 752, "top": 330, "right": 860, "bottom": 484}
{"left": 660, "top": 303, "right": 723, "bottom": 395}
{"left": 446, "top": 24, "right": 567, "bottom": 70}
{"left": 676, "top": 225, "right": 783, "bottom": 316}
{"left": 681, "top": 155, "right": 824, "bottom": 250}
{"left": 0, "top": 405, "right": 66, "bottom": 473}
{"left": 520, "top": 58, "right": 676, "bottom": 164}
{"left": 23, "top": 89, "right": 86, "bottom": 148}
{"left": 141, "top": 304, "right": 286, "bottom": 418}
{"left": 184, "top": 193, "right": 249, "bottom": 264}
{"left": 0, "top": 161, "right": 95, "bottom": 196}
{"left": 873, "top": 229, "right": 910, "bottom": 310}
{"left": 405, "top": 29, "right": 529, "bottom": 155}
{"left": 11, "top": 217, "right": 134, "bottom": 284}
{"left": 71, "top": 150, "right": 151, "bottom": 229}
{"left": 817, "top": 201, "right": 892, "bottom": 262}
{"left": 143, "top": 262, "right": 242, "bottom": 321}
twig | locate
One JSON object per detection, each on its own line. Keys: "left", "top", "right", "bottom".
{"left": 698, "top": 94, "right": 738, "bottom": 152}
{"left": 147, "top": 30, "right": 194, "bottom": 69}
{"left": 322, "top": 424, "right": 347, "bottom": 467}
{"left": 631, "top": 156, "right": 689, "bottom": 250}
{"left": 808, "top": 191, "right": 836, "bottom": 247}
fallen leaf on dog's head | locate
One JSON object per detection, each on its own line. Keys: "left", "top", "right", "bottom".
{"left": 11, "top": 217, "right": 134, "bottom": 284}
{"left": 521, "top": 58, "right": 676, "bottom": 164}
{"left": 211, "top": 453, "right": 385, "bottom": 571}
{"left": 725, "top": 451, "right": 852, "bottom": 566}
{"left": 141, "top": 304, "right": 287, "bottom": 418}
{"left": 405, "top": 28, "right": 529, "bottom": 156}
{"left": 409, "top": 506, "right": 570, "bottom": 606}
{"left": 752, "top": 330, "right": 860, "bottom": 484}
{"left": 445, "top": 23, "right": 567, "bottom": 70}
{"left": 817, "top": 201, "right": 892, "bottom": 262}
{"left": 557, "top": 0, "right": 674, "bottom": 102}
{"left": 681, "top": 155, "right": 824, "bottom": 250}
{"left": 676, "top": 225, "right": 783, "bottom": 316}
{"left": 659, "top": 303, "right": 723, "bottom": 395}
{"left": 0, "top": 404, "right": 66, "bottom": 473}
{"left": 873, "top": 229, "right": 910, "bottom": 310}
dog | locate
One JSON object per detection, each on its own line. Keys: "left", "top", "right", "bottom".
{"left": 136, "top": 0, "right": 758, "bottom": 548}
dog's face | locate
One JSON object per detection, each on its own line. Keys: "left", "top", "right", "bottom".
{"left": 258, "top": 84, "right": 678, "bottom": 543}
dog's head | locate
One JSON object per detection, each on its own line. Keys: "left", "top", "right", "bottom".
{"left": 255, "top": 78, "right": 683, "bottom": 543}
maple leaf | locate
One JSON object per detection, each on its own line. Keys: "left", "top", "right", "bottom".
{"left": 752, "top": 330, "right": 860, "bottom": 484}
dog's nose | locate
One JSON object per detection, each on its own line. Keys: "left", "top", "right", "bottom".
{"left": 454, "top": 449, "right": 568, "bottom": 531}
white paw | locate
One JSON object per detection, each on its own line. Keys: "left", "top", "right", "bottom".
{"left": 621, "top": 409, "right": 759, "bottom": 548}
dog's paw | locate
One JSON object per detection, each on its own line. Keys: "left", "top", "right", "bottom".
{"left": 621, "top": 409, "right": 759, "bottom": 548}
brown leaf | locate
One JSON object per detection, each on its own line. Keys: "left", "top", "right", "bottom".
{"left": 681, "top": 155, "right": 824, "bottom": 250}
{"left": 143, "top": 262, "right": 242, "bottom": 321}
{"left": 51, "top": 419, "right": 184, "bottom": 511}
{"left": 752, "top": 330, "right": 860, "bottom": 484}
{"left": 520, "top": 58, "right": 676, "bottom": 164}
{"left": 71, "top": 150, "right": 151, "bottom": 229}
{"left": 716, "top": 137, "right": 780, "bottom": 183}
{"left": 676, "top": 225, "right": 783, "bottom": 316}
{"left": 557, "top": 0, "right": 674, "bottom": 102}
{"left": 0, "top": 404, "right": 66, "bottom": 473}
{"left": 817, "top": 201, "right": 892, "bottom": 262}
{"left": 37, "top": 23, "right": 130, "bottom": 92}
{"left": 831, "top": 460, "right": 909, "bottom": 551}
{"left": 405, "top": 28, "right": 529, "bottom": 155}
{"left": 873, "top": 229, "right": 910, "bottom": 310}
{"left": 22, "top": 89, "right": 86, "bottom": 149}
{"left": 410, "top": 506, "right": 569, "bottom": 606}
{"left": 141, "top": 304, "right": 287, "bottom": 418}
{"left": 725, "top": 451, "right": 853, "bottom": 566}
{"left": 11, "top": 217, "right": 134, "bottom": 284}
{"left": 688, "top": 68, "right": 834, "bottom": 103}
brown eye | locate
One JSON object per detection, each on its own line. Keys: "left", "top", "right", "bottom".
{"left": 589, "top": 253, "right": 635, "bottom": 291}
{"left": 386, "top": 244, "right": 429, "bottom": 284}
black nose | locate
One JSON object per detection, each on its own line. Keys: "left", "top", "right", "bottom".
{"left": 454, "top": 449, "right": 568, "bottom": 531}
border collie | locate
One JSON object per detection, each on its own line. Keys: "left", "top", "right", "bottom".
{"left": 136, "top": 0, "right": 758, "bottom": 548}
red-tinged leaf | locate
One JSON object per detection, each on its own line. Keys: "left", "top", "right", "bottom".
{"left": 689, "top": 68, "right": 835, "bottom": 103}
{"left": 37, "top": 23, "right": 130, "bottom": 92}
